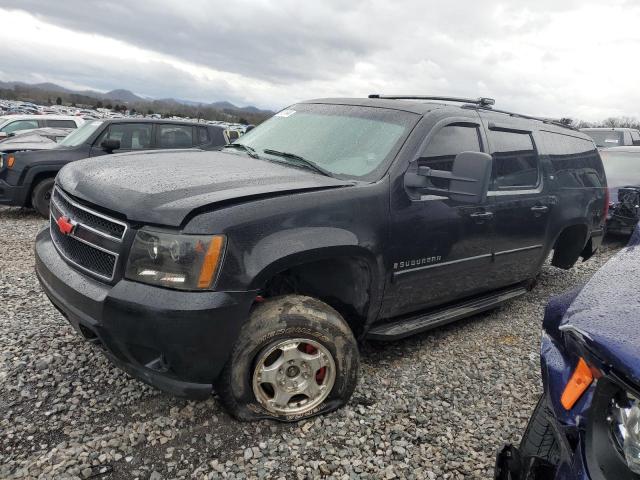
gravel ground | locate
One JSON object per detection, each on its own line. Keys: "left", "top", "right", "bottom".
{"left": 0, "top": 205, "right": 626, "bottom": 480}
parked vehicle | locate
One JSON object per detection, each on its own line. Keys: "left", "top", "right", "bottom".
{"left": 495, "top": 229, "right": 640, "bottom": 480}
{"left": 35, "top": 95, "right": 607, "bottom": 421}
{"left": 581, "top": 127, "right": 640, "bottom": 148}
{"left": 0, "top": 119, "right": 228, "bottom": 216}
{"left": 0, "top": 127, "right": 74, "bottom": 153}
{"left": 0, "top": 115, "right": 84, "bottom": 139}
{"left": 600, "top": 147, "right": 640, "bottom": 235}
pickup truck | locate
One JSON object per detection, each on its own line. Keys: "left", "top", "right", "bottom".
{"left": 35, "top": 95, "right": 608, "bottom": 421}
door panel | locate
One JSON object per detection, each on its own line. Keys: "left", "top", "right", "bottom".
{"left": 383, "top": 117, "right": 496, "bottom": 318}
{"left": 482, "top": 123, "right": 553, "bottom": 286}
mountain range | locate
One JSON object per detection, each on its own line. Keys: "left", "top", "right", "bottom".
{"left": 0, "top": 80, "right": 274, "bottom": 116}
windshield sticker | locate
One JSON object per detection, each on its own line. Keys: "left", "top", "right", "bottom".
{"left": 275, "top": 109, "right": 296, "bottom": 118}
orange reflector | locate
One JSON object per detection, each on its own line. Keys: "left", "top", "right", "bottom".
{"left": 7, "top": 154, "right": 15, "bottom": 168}
{"left": 561, "top": 358, "right": 593, "bottom": 410}
{"left": 197, "top": 236, "right": 225, "bottom": 289}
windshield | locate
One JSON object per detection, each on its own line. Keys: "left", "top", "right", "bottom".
{"left": 584, "top": 130, "right": 624, "bottom": 148}
{"left": 59, "top": 120, "right": 104, "bottom": 147}
{"left": 233, "top": 103, "right": 417, "bottom": 180}
{"left": 600, "top": 150, "right": 640, "bottom": 188}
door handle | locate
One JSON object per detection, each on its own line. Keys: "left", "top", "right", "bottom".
{"left": 470, "top": 211, "right": 494, "bottom": 223}
{"left": 530, "top": 205, "right": 549, "bottom": 215}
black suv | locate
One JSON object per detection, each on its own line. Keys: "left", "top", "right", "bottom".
{"left": 35, "top": 96, "right": 607, "bottom": 421}
{"left": 0, "top": 119, "right": 228, "bottom": 216}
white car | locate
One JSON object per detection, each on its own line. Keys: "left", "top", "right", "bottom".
{"left": 0, "top": 115, "right": 84, "bottom": 139}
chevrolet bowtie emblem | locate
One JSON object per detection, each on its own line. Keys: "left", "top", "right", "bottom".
{"left": 56, "top": 215, "right": 75, "bottom": 235}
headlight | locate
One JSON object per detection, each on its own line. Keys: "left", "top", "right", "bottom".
{"left": 0, "top": 153, "right": 4, "bottom": 169}
{"left": 125, "top": 230, "right": 225, "bottom": 290}
{"left": 609, "top": 392, "right": 640, "bottom": 474}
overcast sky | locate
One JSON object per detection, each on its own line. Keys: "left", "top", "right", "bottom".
{"left": 0, "top": 0, "right": 639, "bottom": 120}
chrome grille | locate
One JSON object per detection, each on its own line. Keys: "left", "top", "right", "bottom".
{"left": 50, "top": 187, "right": 127, "bottom": 281}
{"left": 52, "top": 188, "right": 126, "bottom": 239}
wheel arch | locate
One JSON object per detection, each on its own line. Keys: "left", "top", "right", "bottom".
{"left": 249, "top": 245, "right": 383, "bottom": 337}
{"left": 551, "top": 222, "right": 590, "bottom": 269}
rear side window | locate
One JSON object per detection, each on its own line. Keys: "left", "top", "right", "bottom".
{"left": 631, "top": 130, "right": 640, "bottom": 146}
{"left": 539, "top": 131, "right": 604, "bottom": 188}
{"left": 158, "top": 124, "right": 194, "bottom": 148}
{"left": 489, "top": 130, "right": 539, "bottom": 189}
{"left": 46, "top": 120, "right": 77, "bottom": 128}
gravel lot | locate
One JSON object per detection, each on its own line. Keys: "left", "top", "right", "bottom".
{"left": 0, "top": 205, "right": 625, "bottom": 480}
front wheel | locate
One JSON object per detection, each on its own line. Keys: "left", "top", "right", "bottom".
{"left": 215, "top": 295, "right": 359, "bottom": 422}
{"left": 520, "top": 395, "right": 560, "bottom": 465}
{"left": 31, "top": 178, "right": 55, "bottom": 217}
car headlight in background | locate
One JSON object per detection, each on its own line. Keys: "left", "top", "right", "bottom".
{"left": 609, "top": 392, "right": 640, "bottom": 474}
{"left": 125, "top": 230, "right": 225, "bottom": 290}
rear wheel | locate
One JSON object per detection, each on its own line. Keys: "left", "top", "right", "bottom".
{"left": 31, "top": 178, "right": 55, "bottom": 217}
{"left": 520, "top": 395, "right": 561, "bottom": 464}
{"left": 215, "top": 295, "right": 359, "bottom": 422}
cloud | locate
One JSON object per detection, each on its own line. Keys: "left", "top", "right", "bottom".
{"left": 1, "top": 1, "right": 640, "bottom": 120}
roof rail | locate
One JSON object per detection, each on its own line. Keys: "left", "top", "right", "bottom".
{"left": 368, "top": 94, "right": 495, "bottom": 107}
{"left": 486, "top": 108, "right": 578, "bottom": 131}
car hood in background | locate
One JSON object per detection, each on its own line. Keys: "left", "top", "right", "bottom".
{"left": 561, "top": 231, "right": 640, "bottom": 386}
{"left": 56, "top": 150, "right": 353, "bottom": 226}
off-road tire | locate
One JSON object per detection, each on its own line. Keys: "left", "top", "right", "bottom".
{"left": 215, "top": 295, "right": 359, "bottom": 422}
{"left": 31, "top": 178, "right": 55, "bottom": 217}
{"left": 520, "top": 395, "right": 561, "bottom": 464}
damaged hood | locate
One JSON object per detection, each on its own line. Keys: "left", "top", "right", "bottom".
{"left": 57, "top": 149, "right": 352, "bottom": 226}
{"left": 561, "top": 231, "right": 640, "bottom": 386}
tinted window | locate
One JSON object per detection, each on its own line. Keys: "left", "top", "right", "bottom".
{"left": 99, "top": 123, "right": 152, "bottom": 150}
{"left": 158, "top": 124, "right": 193, "bottom": 148}
{"left": 538, "top": 131, "right": 604, "bottom": 189}
{"left": 584, "top": 130, "right": 624, "bottom": 148}
{"left": 489, "top": 130, "right": 539, "bottom": 189}
{"left": 2, "top": 119, "right": 39, "bottom": 133}
{"left": 419, "top": 124, "right": 481, "bottom": 188}
{"left": 197, "top": 126, "right": 209, "bottom": 145}
{"left": 631, "top": 130, "right": 640, "bottom": 145}
{"left": 46, "top": 120, "right": 77, "bottom": 128}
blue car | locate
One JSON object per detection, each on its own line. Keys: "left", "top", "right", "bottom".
{"left": 496, "top": 229, "right": 640, "bottom": 480}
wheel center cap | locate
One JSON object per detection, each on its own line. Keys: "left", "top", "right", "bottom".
{"left": 286, "top": 365, "right": 300, "bottom": 378}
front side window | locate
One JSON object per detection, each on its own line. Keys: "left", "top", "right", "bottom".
{"left": 234, "top": 103, "right": 417, "bottom": 180}
{"left": 1, "top": 119, "right": 39, "bottom": 133}
{"left": 419, "top": 124, "right": 482, "bottom": 188}
{"left": 489, "top": 130, "right": 539, "bottom": 189}
{"left": 158, "top": 124, "right": 193, "bottom": 148}
{"left": 99, "top": 123, "right": 153, "bottom": 150}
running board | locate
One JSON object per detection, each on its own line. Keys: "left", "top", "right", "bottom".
{"left": 366, "top": 286, "right": 528, "bottom": 341}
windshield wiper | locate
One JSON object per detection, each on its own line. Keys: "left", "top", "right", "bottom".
{"left": 262, "top": 149, "right": 333, "bottom": 177}
{"left": 223, "top": 143, "right": 259, "bottom": 158}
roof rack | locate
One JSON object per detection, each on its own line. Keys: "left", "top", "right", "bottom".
{"left": 368, "top": 94, "right": 495, "bottom": 107}
{"left": 368, "top": 94, "right": 577, "bottom": 131}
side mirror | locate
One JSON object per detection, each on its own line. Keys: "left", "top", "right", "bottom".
{"left": 405, "top": 151, "right": 492, "bottom": 204}
{"left": 101, "top": 138, "right": 121, "bottom": 152}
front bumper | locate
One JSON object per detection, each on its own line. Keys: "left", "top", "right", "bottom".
{"left": 0, "top": 178, "right": 27, "bottom": 206}
{"left": 35, "top": 227, "right": 257, "bottom": 399}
